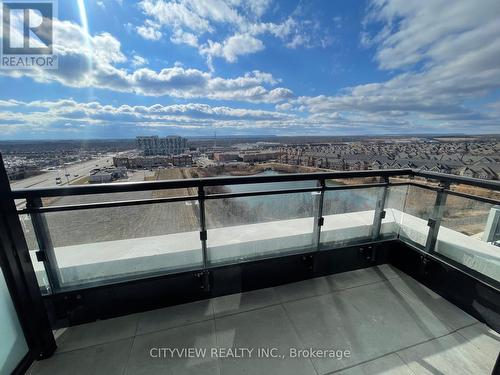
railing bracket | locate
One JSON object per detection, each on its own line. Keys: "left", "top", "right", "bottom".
{"left": 194, "top": 270, "right": 210, "bottom": 292}
{"left": 301, "top": 254, "right": 314, "bottom": 271}
{"left": 359, "top": 246, "right": 376, "bottom": 262}
{"left": 35, "top": 251, "right": 47, "bottom": 262}
{"left": 420, "top": 255, "right": 430, "bottom": 275}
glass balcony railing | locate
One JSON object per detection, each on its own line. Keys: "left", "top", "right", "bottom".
{"left": 11, "top": 169, "right": 500, "bottom": 294}
{"left": 206, "top": 191, "right": 317, "bottom": 266}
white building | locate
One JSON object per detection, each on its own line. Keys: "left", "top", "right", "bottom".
{"left": 88, "top": 167, "right": 127, "bottom": 183}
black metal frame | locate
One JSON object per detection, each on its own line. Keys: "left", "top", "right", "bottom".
{"left": 0, "top": 155, "right": 56, "bottom": 373}
{"left": 10, "top": 168, "right": 413, "bottom": 199}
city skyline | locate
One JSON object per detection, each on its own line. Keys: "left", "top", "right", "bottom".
{"left": 1, "top": 0, "right": 500, "bottom": 139}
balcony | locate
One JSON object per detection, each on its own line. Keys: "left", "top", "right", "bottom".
{"left": 1, "top": 159, "right": 499, "bottom": 374}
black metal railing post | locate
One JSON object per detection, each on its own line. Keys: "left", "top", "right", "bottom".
{"left": 313, "top": 179, "right": 326, "bottom": 251}
{"left": 371, "top": 176, "right": 389, "bottom": 241}
{"left": 197, "top": 185, "right": 210, "bottom": 291}
{"left": 26, "top": 197, "right": 60, "bottom": 292}
{"left": 0, "top": 153, "right": 56, "bottom": 361}
{"left": 424, "top": 182, "right": 450, "bottom": 253}
{"left": 492, "top": 352, "right": 500, "bottom": 375}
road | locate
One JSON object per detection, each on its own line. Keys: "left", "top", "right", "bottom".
{"left": 10, "top": 155, "right": 114, "bottom": 190}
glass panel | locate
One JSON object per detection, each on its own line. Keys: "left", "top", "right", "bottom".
{"left": 320, "top": 187, "right": 381, "bottom": 249}
{"left": 35, "top": 201, "right": 202, "bottom": 291}
{"left": 205, "top": 175, "right": 317, "bottom": 195}
{"left": 398, "top": 185, "right": 437, "bottom": 249}
{"left": 325, "top": 176, "right": 384, "bottom": 186}
{"left": 42, "top": 186, "right": 192, "bottom": 206}
{"left": 435, "top": 196, "right": 500, "bottom": 282}
{"left": 18, "top": 214, "right": 51, "bottom": 294}
{"left": 381, "top": 185, "right": 409, "bottom": 240}
{"left": 206, "top": 191, "right": 316, "bottom": 266}
{"left": 0, "top": 267, "right": 29, "bottom": 374}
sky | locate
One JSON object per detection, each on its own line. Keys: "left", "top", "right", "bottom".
{"left": 0, "top": 0, "right": 499, "bottom": 139}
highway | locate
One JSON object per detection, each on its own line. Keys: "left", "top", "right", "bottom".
{"left": 10, "top": 155, "right": 114, "bottom": 190}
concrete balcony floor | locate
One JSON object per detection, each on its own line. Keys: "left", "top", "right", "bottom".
{"left": 28, "top": 265, "right": 499, "bottom": 375}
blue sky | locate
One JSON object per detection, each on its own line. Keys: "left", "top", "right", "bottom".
{"left": 0, "top": 0, "right": 499, "bottom": 139}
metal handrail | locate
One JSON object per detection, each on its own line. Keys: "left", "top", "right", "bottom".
{"left": 412, "top": 169, "right": 500, "bottom": 190}
{"left": 11, "top": 168, "right": 500, "bottom": 201}
{"left": 17, "top": 182, "right": 397, "bottom": 215}
{"left": 10, "top": 169, "right": 412, "bottom": 199}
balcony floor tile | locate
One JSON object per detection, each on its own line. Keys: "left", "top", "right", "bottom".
{"left": 456, "top": 322, "right": 500, "bottom": 360}
{"left": 126, "top": 320, "right": 219, "bottom": 375}
{"left": 214, "top": 304, "right": 317, "bottom": 375}
{"left": 28, "top": 265, "right": 497, "bottom": 375}
{"left": 27, "top": 338, "right": 133, "bottom": 375}
{"left": 324, "top": 264, "right": 402, "bottom": 291}
{"left": 212, "top": 286, "right": 279, "bottom": 317}
{"left": 273, "top": 276, "right": 332, "bottom": 303}
{"left": 334, "top": 353, "right": 415, "bottom": 375}
{"left": 136, "top": 299, "right": 214, "bottom": 335}
{"left": 396, "top": 332, "right": 495, "bottom": 374}
{"left": 283, "top": 279, "right": 460, "bottom": 374}
{"left": 54, "top": 313, "right": 138, "bottom": 353}
{"left": 385, "top": 276, "right": 477, "bottom": 331}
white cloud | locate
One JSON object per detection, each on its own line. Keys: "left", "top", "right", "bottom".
{"left": 280, "top": 0, "right": 500, "bottom": 130}
{"left": 136, "top": 20, "right": 163, "bottom": 41}
{"left": 0, "top": 100, "right": 298, "bottom": 134}
{"left": 365, "top": 0, "right": 500, "bottom": 71}
{"left": 243, "top": 0, "right": 272, "bottom": 18}
{"left": 170, "top": 29, "right": 199, "bottom": 47}
{"left": 131, "top": 55, "right": 148, "bottom": 67}
{"left": 0, "top": 19, "right": 292, "bottom": 103}
{"left": 140, "top": 0, "right": 215, "bottom": 34}
{"left": 200, "top": 33, "right": 265, "bottom": 63}
{"left": 4, "top": 0, "right": 498, "bottom": 136}
{"left": 275, "top": 102, "right": 293, "bottom": 111}
{"left": 286, "top": 34, "right": 309, "bottom": 49}
{"left": 137, "top": 0, "right": 332, "bottom": 65}
{"left": 2, "top": 97, "right": 499, "bottom": 137}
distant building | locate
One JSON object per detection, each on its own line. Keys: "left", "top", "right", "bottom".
{"left": 113, "top": 155, "right": 193, "bottom": 168}
{"left": 89, "top": 167, "right": 127, "bottom": 183}
{"left": 212, "top": 151, "right": 278, "bottom": 163}
{"left": 240, "top": 151, "right": 279, "bottom": 163}
{"left": 136, "top": 136, "right": 188, "bottom": 156}
{"left": 214, "top": 152, "right": 241, "bottom": 162}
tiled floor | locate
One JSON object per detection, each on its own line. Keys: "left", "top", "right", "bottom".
{"left": 28, "top": 265, "right": 500, "bottom": 375}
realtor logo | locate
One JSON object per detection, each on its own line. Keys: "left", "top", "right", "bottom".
{"left": 1, "top": 0, "right": 57, "bottom": 69}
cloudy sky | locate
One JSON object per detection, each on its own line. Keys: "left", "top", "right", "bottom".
{"left": 1, "top": 0, "right": 500, "bottom": 139}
